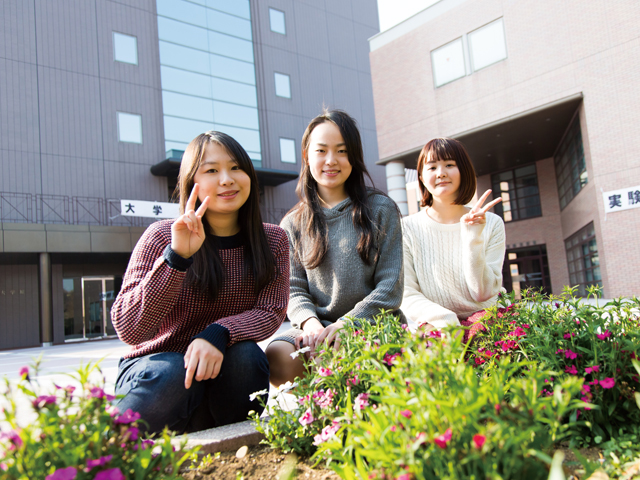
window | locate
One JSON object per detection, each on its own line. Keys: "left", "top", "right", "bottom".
{"left": 565, "top": 223, "right": 601, "bottom": 297}
{"left": 491, "top": 164, "right": 541, "bottom": 222}
{"left": 117, "top": 112, "right": 142, "bottom": 144}
{"left": 279, "top": 138, "right": 296, "bottom": 163}
{"left": 431, "top": 38, "right": 466, "bottom": 87}
{"left": 274, "top": 72, "right": 291, "bottom": 98}
{"left": 113, "top": 32, "right": 138, "bottom": 65}
{"left": 269, "top": 8, "right": 286, "bottom": 34}
{"left": 468, "top": 18, "right": 507, "bottom": 71}
{"left": 555, "top": 115, "right": 587, "bottom": 209}
{"left": 502, "top": 245, "right": 551, "bottom": 298}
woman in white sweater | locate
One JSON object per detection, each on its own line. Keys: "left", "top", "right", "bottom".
{"left": 402, "top": 138, "right": 505, "bottom": 331}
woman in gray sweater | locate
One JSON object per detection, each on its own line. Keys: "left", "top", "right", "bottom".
{"left": 266, "top": 110, "right": 404, "bottom": 386}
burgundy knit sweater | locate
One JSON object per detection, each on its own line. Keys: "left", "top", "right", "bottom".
{"left": 111, "top": 220, "right": 290, "bottom": 359}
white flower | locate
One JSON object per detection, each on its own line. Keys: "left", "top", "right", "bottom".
{"left": 276, "top": 381, "right": 298, "bottom": 395}
{"left": 290, "top": 346, "right": 311, "bottom": 359}
{"left": 249, "top": 389, "right": 269, "bottom": 402}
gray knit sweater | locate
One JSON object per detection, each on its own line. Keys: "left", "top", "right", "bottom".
{"left": 280, "top": 192, "right": 404, "bottom": 329}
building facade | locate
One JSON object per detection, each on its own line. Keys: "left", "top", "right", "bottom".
{"left": 0, "top": 0, "right": 382, "bottom": 349}
{"left": 371, "top": 0, "right": 640, "bottom": 299}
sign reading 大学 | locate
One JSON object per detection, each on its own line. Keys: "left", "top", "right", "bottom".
{"left": 120, "top": 200, "right": 180, "bottom": 219}
{"left": 602, "top": 186, "right": 640, "bottom": 214}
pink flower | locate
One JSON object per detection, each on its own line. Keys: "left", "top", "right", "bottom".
{"left": 88, "top": 387, "right": 116, "bottom": 401}
{"left": 390, "top": 425, "right": 397, "bottom": 432}
{"left": 474, "top": 357, "right": 485, "bottom": 365}
{"left": 396, "top": 474, "right": 411, "bottom": 480}
{"left": 428, "top": 330, "right": 442, "bottom": 338}
{"left": 0, "top": 430, "right": 23, "bottom": 450}
{"left": 599, "top": 378, "right": 615, "bottom": 389}
{"left": 299, "top": 408, "right": 315, "bottom": 426}
{"left": 510, "top": 327, "right": 527, "bottom": 337}
{"left": 354, "top": 393, "right": 370, "bottom": 412}
{"left": 318, "top": 367, "right": 333, "bottom": 377}
{"left": 581, "top": 384, "right": 591, "bottom": 394}
{"left": 433, "top": 428, "right": 452, "bottom": 449}
{"left": 32, "top": 395, "right": 57, "bottom": 409}
{"left": 585, "top": 365, "right": 600, "bottom": 374}
{"left": 347, "top": 376, "right": 360, "bottom": 386}
{"left": 86, "top": 455, "right": 113, "bottom": 471}
{"left": 472, "top": 434, "right": 486, "bottom": 449}
{"left": 383, "top": 352, "right": 401, "bottom": 366}
{"left": 563, "top": 333, "right": 576, "bottom": 339}
{"left": 564, "top": 349, "right": 578, "bottom": 360}
{"left": 565, "top": 365, "right": 578, "bottom": 375}
{"left": 580, "top": 397, "right": 592, "bottom": 410}
{"left": 114, "top": 409, "right": 141, "bottom": 425}
{"left": 313, "top": 389, "right": 335, "bottom": 409}
{"left": 400, "top": 409, "right": 412, "bottom": 419}
{"left": 133, "top": 439, "right": 155, "bottom": 451}
{"left": 19, "top": 366, "right": 29, "bottom": 379}
{"left": 596, "top": 330, "right": 612, "bottom": 340}
{"left": 313, "top": 420, "right": 341, "bottom": 445}
{"left": 94, "top": 468, "right": 125, "bottom": 480}
{"left": 555, "top": 349, "right": 564, "bottom": 355}
{"left": 124, "top": 426, "right": 139, "bottom": 442}
{"left": 522, "top": 324, "right": 531, "bottom": 329}
{"left": 46, "top": 466, "right": 77, "bottom": 480}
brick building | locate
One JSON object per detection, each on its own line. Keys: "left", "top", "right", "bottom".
{"left": 370, "top": 0, "right": 640, "bottom": 299}
{"left": 0, "top": 0, "right": 382, "bottom": 349}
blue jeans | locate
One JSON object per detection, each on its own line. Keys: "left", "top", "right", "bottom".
{"left": 114, "top": 341, "right": 269, "bottom": 434}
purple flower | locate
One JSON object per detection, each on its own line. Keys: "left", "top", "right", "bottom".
{"left": 133, "top": 439, "right": 155, "bottom": 451}
{"left": 19, "top": 366, "right": 29, "bottom": 379}
{"left": 94, "top": 468, "right": 125, "bottom": 480}
{"left": 124, "top": 426, "right": 139, "bottom": 442}
{"left": 32, "top": 395, "right": 57, "bottom": 409}
{"left": 0, "top": 429, "right": 24, "bottom": 450}
{"left": 85, "top": 455, "right": 113, "bottom": 471}
{"left": 114, "top": 409, "right": 141, "bottom": 425}
{"left": 45, "top": 466, "right": 77, "bottom": 480}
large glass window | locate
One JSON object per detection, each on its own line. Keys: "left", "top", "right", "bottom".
{"left": 491, "top": 164, "right": 541, "bottom": 222}
{"left": 555, "top": 115, "right": 587, "bottom": 209}
{"left": 157, "top": 0, "right": 261, "bottom": 161}
{"left": 565, "top": 223, "right": 601, "bottom": 297}
{"left": 274, "top": 72, "right": 291, "bottom": 98}
{"left": 113, "top": 32, "right": 138, "bottom": 65}
{"left": 117, "top": 112, "right": 142, "bottom": 144}
{"left": 280, "top": 138, "right": 296, "bottom": 163}
{"left": 431, "top": 38, "right": 466, "bottom": 87}
{"left": 269, "top": 8, "right": 286, "bottom": 35}
{"left": 468, "top": 18, "right": 507, "bottom": 71}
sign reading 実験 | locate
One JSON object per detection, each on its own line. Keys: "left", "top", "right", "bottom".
{"left": 120, "top": 200, "right": 180, "bottom": 219}
{"left": 602, "top": 186, "right": 640, "bottom": 214}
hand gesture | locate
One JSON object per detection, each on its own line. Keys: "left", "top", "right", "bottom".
{"left": 171, "top": 184, "right": 210, "bottom": 258}
{"left": 295, "top": 317, "right": 325, "bottom": 358}
{"left": 461, "top": 189, "right": 502, "bottom": 226}
{"left": 184, "top": 338, "right": 224, "bottom": 389}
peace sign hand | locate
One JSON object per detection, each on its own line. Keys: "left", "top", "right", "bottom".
{"left": 171, "top": 184, "right": 210, "bottom": 259}
{"left": 461, "top": 189, "right": 502, "bottom": 226}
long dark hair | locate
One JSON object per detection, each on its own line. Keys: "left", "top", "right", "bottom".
{"left": 288, "top": 110, "right": 381, "bottom": 269}
{"left": 177, "top": 131, "right": 276, "bottom": 299}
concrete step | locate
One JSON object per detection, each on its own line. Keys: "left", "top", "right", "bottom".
{"left": 174, "top": 418, "right": 266, "bottom": 454}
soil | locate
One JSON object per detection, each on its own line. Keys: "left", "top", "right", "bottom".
{"left": 182, "top": 445, "right": 340, "bottom": 480}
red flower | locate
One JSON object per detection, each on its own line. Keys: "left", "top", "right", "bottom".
{"left": 599, "top": 378, "right": 615, "bottom": 389}
{"left": 472, "top": 434, "right": 486, "bottom": 449}
{"left": 433, "top": 428, "right": 452, "bottom": 449}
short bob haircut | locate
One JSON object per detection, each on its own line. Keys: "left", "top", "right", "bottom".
{"left": 416, "top": 137, "right": 477, "bottom": 207}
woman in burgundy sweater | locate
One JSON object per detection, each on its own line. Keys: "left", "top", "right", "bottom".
{"left": 111, "top": 131, "right": 289, "bottom": 434}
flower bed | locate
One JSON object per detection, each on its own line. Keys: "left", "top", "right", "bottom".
{"left": 256, "top": 288, "right": 640, "bottom": 479}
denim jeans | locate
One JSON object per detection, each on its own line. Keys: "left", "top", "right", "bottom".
{"left": 114, "top": 341, "right": 269, "bottom": 434}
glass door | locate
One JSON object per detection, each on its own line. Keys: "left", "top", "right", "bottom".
{"left": 63, "top": 276, "right": 118, "bottom": 341}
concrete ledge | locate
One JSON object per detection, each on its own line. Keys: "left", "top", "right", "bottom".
{"left": 173, "top": 418, "right": 265, "bottom": 454}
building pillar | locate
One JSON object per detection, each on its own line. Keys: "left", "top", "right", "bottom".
{"left": 385, "top": 160, "right": 409, "bottom": 216}
{"left": 39, "top": 252, "right": 53, "bottom": 346}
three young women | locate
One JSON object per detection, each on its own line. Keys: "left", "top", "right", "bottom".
{"left": 266, "top": 110, "right": 404, "bottom": 386}
{"left": 111, "top": 131, "right": 289, "bottom": 434}
{"left": 401, "top": 137, "right": 505, "bottom": 331}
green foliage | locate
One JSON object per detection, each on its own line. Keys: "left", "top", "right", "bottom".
{"left": 0, "top": 361, "right": 196, "bottom": 480}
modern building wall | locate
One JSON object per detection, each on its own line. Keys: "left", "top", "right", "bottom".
{"left": 371, "top": 0, "right": 640, "bottom": 298}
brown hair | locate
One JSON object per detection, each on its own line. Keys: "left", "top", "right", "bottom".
{"left": 416, "top": 137, "right": 477, "bottom": 207}
{"left": 176, "top": 131, "right": 276, "bottom": 299}
{"left": 288, "top": 109, "right": 387, "bottom": 269}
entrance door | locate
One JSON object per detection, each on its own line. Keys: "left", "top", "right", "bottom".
{"left": 502, "top": 246, "right": 551, "bottom": 299}
{"left": 64, "top": 276, "right": 118, "bottom": 341}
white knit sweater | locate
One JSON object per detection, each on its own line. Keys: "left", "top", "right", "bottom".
{"left": 401, "top": 209, "right": 506, "bottom": 329}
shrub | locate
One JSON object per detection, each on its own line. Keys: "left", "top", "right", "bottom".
{"left": 0, "top": 361, "right": 195, "bottom": 480}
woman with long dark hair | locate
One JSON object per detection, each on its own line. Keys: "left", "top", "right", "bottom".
{"left": 111, "top": 131, "right": 289, "bottom": 434}
{"left": 266, "top": 110, "right": 404, "bottom": 386}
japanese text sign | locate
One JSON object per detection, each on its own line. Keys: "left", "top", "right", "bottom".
{"left": 120, "top": 200, "right": 180, "bottom": 219}
{"left": 602, "top": 186, "right": 640, "bottom": 214}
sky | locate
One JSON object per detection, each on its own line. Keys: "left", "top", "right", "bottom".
{"left": 376, "top": 0, "right": 440, "bottom": 32}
